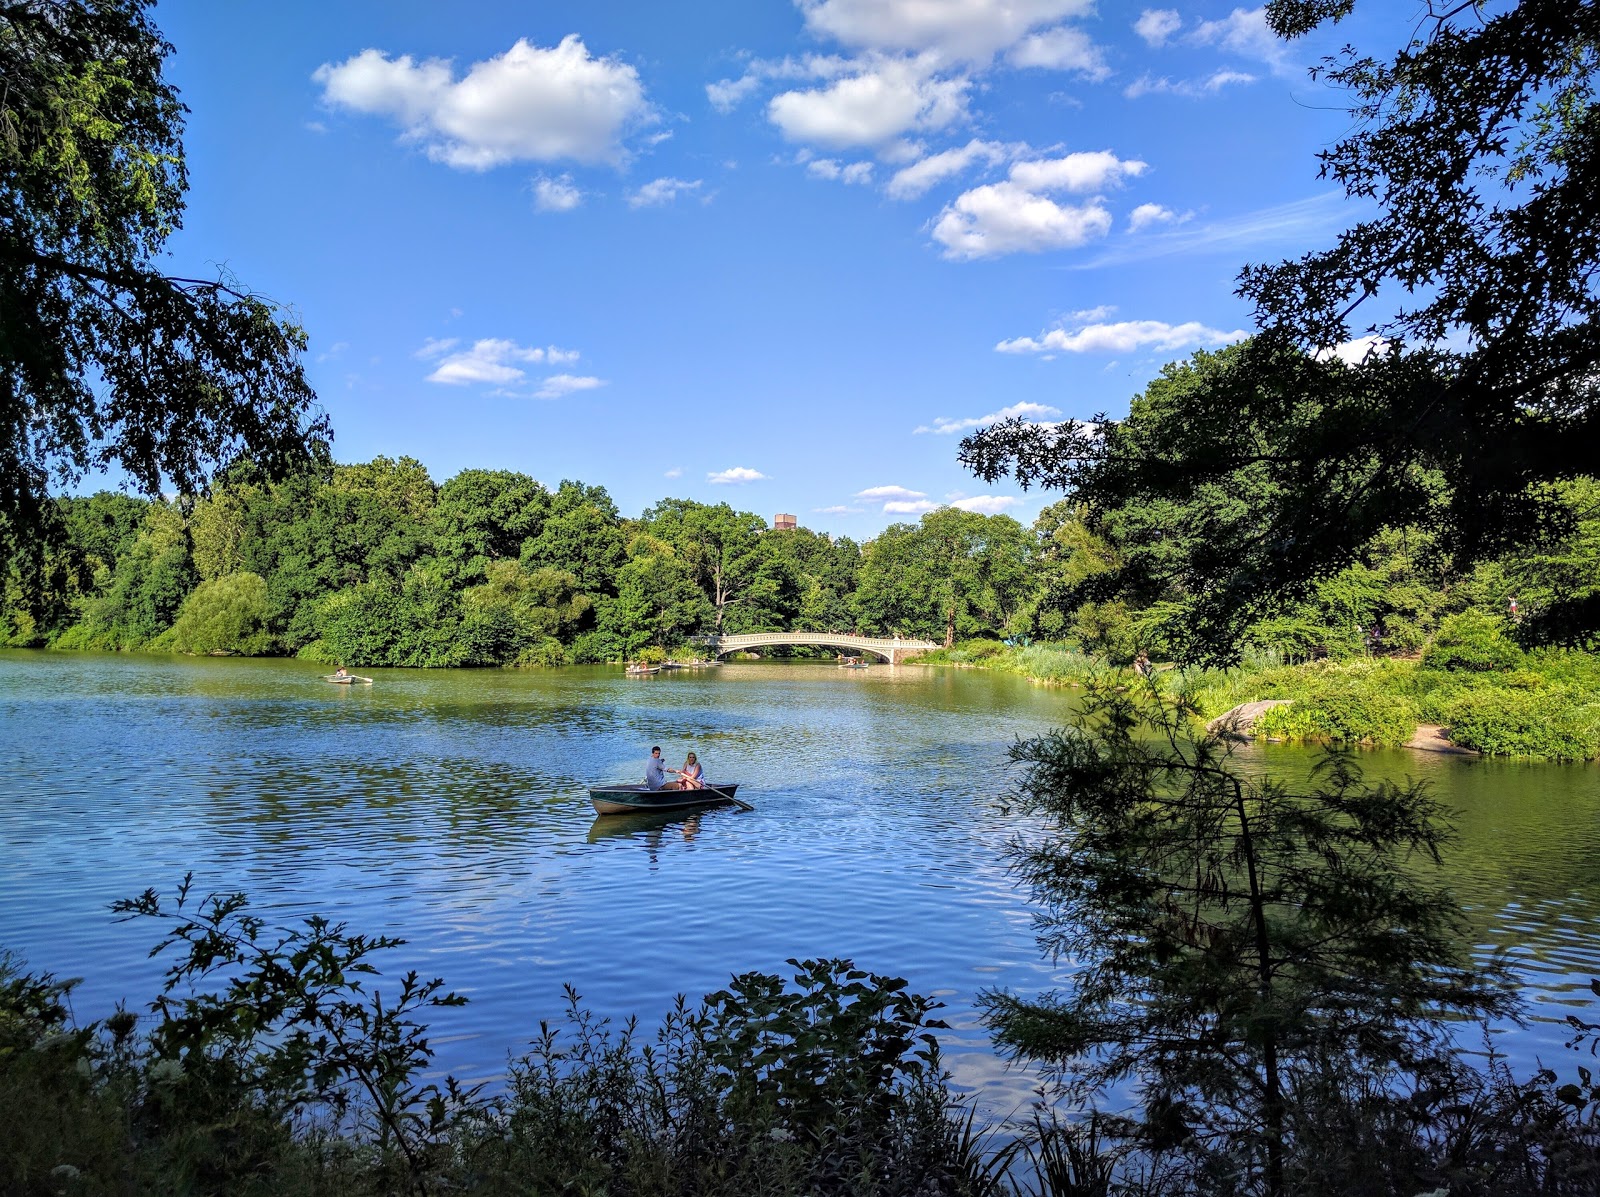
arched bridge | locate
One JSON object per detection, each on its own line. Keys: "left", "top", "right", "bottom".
{"left": 700, "top": 631, "right": 939, "bottom": 665}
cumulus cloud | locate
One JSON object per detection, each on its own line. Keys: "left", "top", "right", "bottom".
{"left": 933, "top": 183, "right": 1110, "bottom": 258}
{"left": 884, "top": 499, "right": 939, "bottom": 514}
{"left": 627, "top": 176, "right": 703, "bottom": 207}
{"left": 815, "top": 504, "right": 865, "bottom": 514}
{"left": 806, "top": 157, "right": 875, "bottom": 183}
{"left": 915, "top": 401, "right": 1061, "bottom": 435}
{"left": 1315, "top": 335, "right": 1391, "bottom": 366}
{"left": 664, "top": 466, "right": 684, "bottom": 479}
{"left": 1134, "top": 8, "right": 1182, "bottom": 46}
{"left": 707, "top": 73, "right": 763, "bottom": 112}
{"left": 856, "top": 485, "right": 927, "bottom": 501}
{"left": 932, "top": 150, "right": 1142, "bottom": 258}
{"left": 1006, "top": 25, "right": 1110, "bottom": 78}
{"left": 885, "top": 138, "right": 1013, "bottom": 200}
{"left": 424, "top": 338, "right": 581, "bottom": 385}
{"left": 769, "top": 56, "right": 970, "bottom": 149}
{"left": 534, "top": 374, "right": 604, "bottom": 399}
{"left": 314, "top": 36, "right": 653, "bottom": 169}
{"left": 1191, "top": 6, "right": 1293, "bottom": 74}
{"left": 414, "top": 336, "right": 459, "bottom": 359}
{"left": 950, "top": 494, "right": 1021, "bottom": 514}
{"left": 1128, "top": 201, "right": 1185, "bottom": 231}
{"left": 708, "top": 466, "right": 768, "bottom": 484}
{"left": 1124, "top": 69, "right": 1256, "bottom": 99}
{"left": 996, "top": 318, "right": 1248, "bottom": 355}
{"left": 533, "top": 173, "right": 583, "bottom": 211}
{"left": 798, "top": 0, "right": 1097, "bottom": 62}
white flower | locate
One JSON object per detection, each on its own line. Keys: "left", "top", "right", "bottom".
{"left": 769, "top": 1126, "right": 794, "bottom": 1142}
{"left": 148, "top": 1057, "right": 185, "bottom": 1086}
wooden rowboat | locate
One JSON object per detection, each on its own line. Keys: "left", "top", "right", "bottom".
{"left": 589, "top": 783, "right": 741, "bottom": 815}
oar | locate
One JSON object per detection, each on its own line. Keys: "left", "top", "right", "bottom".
{"left": 702, "top": 783, "right": 753, "bottom": 812}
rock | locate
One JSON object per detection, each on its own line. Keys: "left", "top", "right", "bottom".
{"left": 1404, "top": 724, "right": 1478, "bottom": 755}
{"left": 1206, "top": 699, "right": 1293, "bottom": 737}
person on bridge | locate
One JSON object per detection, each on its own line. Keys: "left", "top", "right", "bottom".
{"left": 645, "top": 746, "right": 666, "bottom": 790}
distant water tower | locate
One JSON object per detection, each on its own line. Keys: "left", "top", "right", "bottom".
{"left": 774, "top": 513, "right": 798, "bottom": 531}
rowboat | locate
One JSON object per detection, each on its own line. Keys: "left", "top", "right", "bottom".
{"left": 323, "top": 674, "right": 373, "bottom": 684}
{"left": 624, "top": 665, "right": 660, "bottom": 676}
{"left": 589, "top": 783, "right": 741, "bottom": 815}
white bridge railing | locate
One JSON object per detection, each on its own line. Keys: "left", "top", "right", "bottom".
{"left": 699, "top": 631, "right": 940, "bottom": 663}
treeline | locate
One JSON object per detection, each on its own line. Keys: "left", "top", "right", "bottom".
{"left": 1019, "top": 344, "right": 1600, "bottom": 666}
{"left": 0, "top": 460, "right": 1036, "bottom": 666}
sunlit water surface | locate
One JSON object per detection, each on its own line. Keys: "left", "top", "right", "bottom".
{"left": 2, "top": 651, "right": 1598, "bottom": 1111}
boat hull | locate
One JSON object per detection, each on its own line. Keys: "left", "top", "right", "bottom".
{"left": 588, "top": 783, "right": 739, "bottom": 815}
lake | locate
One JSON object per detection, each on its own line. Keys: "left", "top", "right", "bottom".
{"left": 2, "top": 650, "right": 1598, "bottom": 1111}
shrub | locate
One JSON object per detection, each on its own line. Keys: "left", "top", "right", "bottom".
{"left": 1444, "top": 688, "right": 1600, "bottom": 760}
{"left": 1252, "top": 675, "right": 1419, "bottom": 746}
{"left": 170, "top": 572, "right": 274, "bottom": 656}
{"left": 1422, "top": 610, "right": 1524, "bottom": 673}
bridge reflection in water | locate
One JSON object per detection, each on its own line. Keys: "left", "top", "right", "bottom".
{"left": 699, "top": 631, "right": 940, "bottom": 665}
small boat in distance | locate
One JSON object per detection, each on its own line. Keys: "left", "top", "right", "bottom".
{"left": 838, "top": 655, "right": 870, "bottom": 669}
{"left": 624, "top": 664, "right": 660, "bottom": 676}
{"left": 589, "top": 783, "right": 741, "bottom": 815}
{"left": 323, "top": 673, "right": 374, "bottom": 684}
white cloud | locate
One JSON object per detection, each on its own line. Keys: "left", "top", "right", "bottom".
{"left": 533, "top": 173, "right": 583, "bottom": 211}
{"left": 915, "top": 400, "right": 1061, "bottom": 434}
{"left": 1077, "top": 192, "right": 1352, "bottom": 267}
{"left": 627, "top": 176, "right": 703, "bottom": 207}
{"left": 1128, "top": 201, "right": 1182, "bottom": 231}
{"left": 1009, "top": 150, "right": 1146, "bottom": 193}
{"left": 534, "top": 374, "right": 604, "bottom": 399}
{"left": 931, "top": 150, "right": 1143, "bottom": 258}
{"left": 708, "top": 466, "right": 768, "bottom": 484}
{"left": 1315, "top": 335, "right": 1390, "bottom": 366}
{"left": 950, "top": 494, "right": 1021, "bottom": 514}
{"left": 769, "top": 57, "right": 970, "bottom": 149}
{"left": 1191, "top": 6, "right": 1292, "bottom": 74}
{"left": 807, "top": 158, "right": 875, "bottom": 183}
{"left": 1134, "top": 9, "right": 1182, "bottom": 47}
{"left": 798, "top": 0, "right": 1097, "bottom": 62}
{"left": 1124, "top": 69, "right": 1256, "bottom": 99}
{"left": 815, "top": 504, "right": 865, "bottom": 514}
{"left": 885, "top": 138, "right": 1012, "bottom": 199}
{"left": 425, "top": 338, "right": 581, "bottom": 385}
{"left": 414, "top": 336, "right": 459, "bottom": 359}
{"left": 884, "top": 499, "right": 939, "bottom": 513}
{"left": 1006, "top": 25, "right": 1110, "bottom": 78}
{"left": 996, "top": 319, "right": 1248, "bottom": 355}
{"left": 933, "top": 182, "right": 1111, "bottom": 258}
{"left": 856, "top": 484, "right": 926, "bottom": 501}
{"left": 314, "top": 36, "right": 653, "bottom": 169}
{"left": 664, "top": 466, "right": 684, "bottom": 479}
{"left": 707, "top": 73, "right": 763, "bottom": 112}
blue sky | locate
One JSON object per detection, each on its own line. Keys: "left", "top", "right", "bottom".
{"left": 155, "top": 0, "right": 1389, "bottom": 535}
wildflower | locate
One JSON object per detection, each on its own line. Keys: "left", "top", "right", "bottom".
{"left": 148, "top": 1057, "right": 184, "bottom": 1086}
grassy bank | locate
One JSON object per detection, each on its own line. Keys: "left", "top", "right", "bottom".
{"left": 915, "top": 617, "right": 1600, "bottom": 760}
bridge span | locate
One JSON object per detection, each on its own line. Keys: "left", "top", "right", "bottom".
{"left": 700, "top": 631, "right": 939, "bottom": 665}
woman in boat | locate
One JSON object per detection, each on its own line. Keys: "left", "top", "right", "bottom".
{"left": 669, "top": 751, "right": 704, "bottom": 790}
{"left": 334, "top": 665, "right": 349, "bottom": 679}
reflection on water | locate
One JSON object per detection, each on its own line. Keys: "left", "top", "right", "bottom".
{"left": 2, "top": 650, "right": 1599, "bottom": 1109}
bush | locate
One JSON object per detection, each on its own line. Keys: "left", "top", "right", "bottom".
{"left": 170, "top": 572, "right": 274, "bottom": 656}
{"left": 1444, "top": 688, "right": 1600, "bottom": 760}
{"left": 1251, "top": 675, "right": 1419, "bottom": 746}
{"left": 1422, "top": 610, "right": 1524, "bottom": 673}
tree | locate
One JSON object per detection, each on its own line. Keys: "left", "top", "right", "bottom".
{"left": 430, "top": 470, "right": 549, "bottom": 588}
{"left": 1, "top": 0, "right": 330, "bottom": 564}
{"left": 170, "top": 571, "right": 271, "bottom": 656}
{"left": 962, "top": 2, "right": 1600, "bottom": 659}
{"left": 984, "top": 683, "right": 1512, "bottom": 1196}
{"left": 643, "top": 499, "right": 773, "bottom": 635}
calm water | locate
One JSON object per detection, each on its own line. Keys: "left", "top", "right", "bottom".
{"left": 2, "top": 650, "right": 1598, "bottom": 1110}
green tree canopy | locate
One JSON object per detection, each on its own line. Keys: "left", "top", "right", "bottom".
{"left": 0, "top": 0, "right": 330, "bottom": 562}
{"left": 962, "top": 2, "right": 1600, "bottom": 659}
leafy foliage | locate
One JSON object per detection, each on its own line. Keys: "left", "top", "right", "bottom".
{"left": 985, "top": 681, "right": 1513, "bottom": 1195}
{"left": 0, "top": 0, "right": 330, "bottom": 565}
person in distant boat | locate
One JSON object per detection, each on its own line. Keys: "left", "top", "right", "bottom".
{"left": 645, "top": 745, "right": 667, "bottom": 791}
{"left": 334, "top": 665, "right": 349, "bottom": 679}
{"left": 670, "top": 752, "right": 704, "bottom": 791}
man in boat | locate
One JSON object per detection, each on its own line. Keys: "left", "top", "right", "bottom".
{"left": 645, "top": 745, "right": 667, "bottom": 790}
